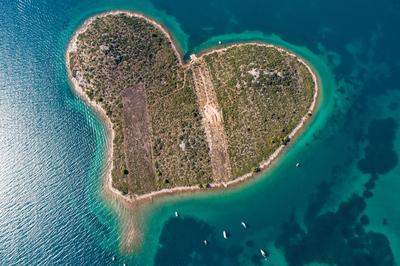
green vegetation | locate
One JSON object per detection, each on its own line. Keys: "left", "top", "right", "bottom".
{"left": 251, "top": 165, "right": 261, "bottom": 173}
{"left": 204, "top": 45, "right": 314, "bottom": 177}
{"left": 69, "top": 14, "right": 212, "bottom": 195}
{"left": 69, "top": 13, "right": 315, "bottom": 196}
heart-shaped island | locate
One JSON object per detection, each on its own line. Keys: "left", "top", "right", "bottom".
{"left": 67, "top": 11, "right": 318, "bottom": 202}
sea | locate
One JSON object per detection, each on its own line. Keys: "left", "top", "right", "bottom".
{"left": 0, "top": 0, "right": 399, "bottom": 265}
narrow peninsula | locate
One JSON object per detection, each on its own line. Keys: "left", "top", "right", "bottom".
{"left": 67, "top": 11, "right": 319, "bottom": 203}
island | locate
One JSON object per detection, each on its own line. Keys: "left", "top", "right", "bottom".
{"left": 67, "top": 11, "right": 318, "bottom": 203}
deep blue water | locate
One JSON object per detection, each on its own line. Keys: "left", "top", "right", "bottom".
{"left": 1, "top": 0, "right": 399, "bottom": 265}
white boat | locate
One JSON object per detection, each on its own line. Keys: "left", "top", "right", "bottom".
{"left": 218, "top": 41, "right": 222, "bottom": 44}
{"left": 111, "top": 256, "right": 116, "bottom": 261}
{"left": 174, "top": 211, "right": 179, "bottom": 217}
{"left": 203, "top": 240, "right": 208, "bottom": 246}
{"left": 241, "top": 221, "right": 247, "bottom": 229}
{"left": 296, "top": 162, "right": 301, "bottom": 168}
{"left": 223, "top": 230, "right": 229, "bottom": 239}
{"left": 260, "top": 249, "right": 268, "bottom": 258}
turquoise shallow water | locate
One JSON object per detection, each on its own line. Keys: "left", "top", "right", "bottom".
{"left": 1, "top": 0, "right": 399, "bottom": 265}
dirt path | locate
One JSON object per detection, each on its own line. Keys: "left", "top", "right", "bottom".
{"left": 191, "top": 58, "right": 232, "bottom": 181}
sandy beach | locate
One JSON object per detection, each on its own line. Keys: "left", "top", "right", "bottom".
{"left": 66, "top": 10, "right": 320, "bottom": 251}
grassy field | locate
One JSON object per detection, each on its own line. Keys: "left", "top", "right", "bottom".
{"left": 204, "top": 45, "right": 315, "bottom": 177}
{"left": 69, "top": 14, "right": 314, "bottom": 196}
{"left": 69, "top": 14, "right": 212, "bottom": 195}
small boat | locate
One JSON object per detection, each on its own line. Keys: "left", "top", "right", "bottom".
{"left": 218, "top": 41, "right": 222, "bottom": 45}
{"left": 223, "top": 230, "right": 229, "bottom": 239}
{"left": 260, "top": 249, "right": 268, "bottom": 258}
{"left": 203, "top": 240, "right": 208, "bottom": 246}
{"left": 296, "top": 162, "right": 301, "bottom": 168}
{"left": 123, "top": 263, "right": 127, "bottom": 266}
{"left": 111, "top": 256, "right": 116, "bottom": 261}
{"left": 174, "top": 211, "right": 179, "bottom": 217}
{"left": 241, "top": 221, "right": 247, "bottom": 229}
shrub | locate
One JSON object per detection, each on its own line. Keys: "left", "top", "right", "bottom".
{"left": 281, "top": 136, "right": 291, "bottom": 145}
{"left": 251, "top": 165, "right": 261, "bottom": 173}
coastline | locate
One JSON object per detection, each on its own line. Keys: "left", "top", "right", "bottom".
{"left": 66, "top": 10, "right": 320, "bottom": 250}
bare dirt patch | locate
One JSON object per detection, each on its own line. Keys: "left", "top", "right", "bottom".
{"left": 121, "top": 85, "right": 155, "bottom": 193}
{"left": 192, "top": 59, "right": 232, "bottom": 181}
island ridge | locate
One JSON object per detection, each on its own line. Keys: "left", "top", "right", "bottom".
{"left": 67, "top": 11, "right": 318, "bottom": 200}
